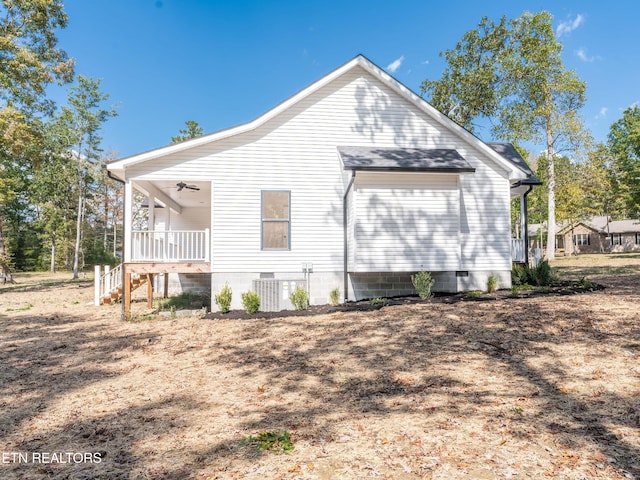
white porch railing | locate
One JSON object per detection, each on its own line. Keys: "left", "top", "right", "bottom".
{"left": 131, "top": 229, "right": 210, "bottom": 262}
{"left": 94, "top": 264, "right": 123, "bottom": 306}
{"left": 511, "top": 238, "right": 526, "bottom": 263}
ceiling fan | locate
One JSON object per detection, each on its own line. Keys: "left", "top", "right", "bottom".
{"left": 176, "top": 181, "right": 200, "bottom": 192}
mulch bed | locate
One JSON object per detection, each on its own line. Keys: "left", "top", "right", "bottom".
{"left": 203, "top": 280, "right": 606, "bottom": 320}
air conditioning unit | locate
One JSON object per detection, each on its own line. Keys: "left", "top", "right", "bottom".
{"left": 252, "top": 279, "right": 307, "bottom": 312}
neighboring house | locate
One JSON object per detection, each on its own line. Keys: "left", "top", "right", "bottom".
{"left": 529, "top": 215, "right": 640, "bottom": 255}
{"left": 105, "top": 55, "right": 539, "bottom": 314}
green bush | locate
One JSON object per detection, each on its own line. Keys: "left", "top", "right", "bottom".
{"left": 370, "top": 297, "right": 387, "bottom": 306}
{"left": 329, "top": 287, "right": 340, "bottom": 306}
{"left": 487, "top": 274, "right": 498, "bottom": 293}
{"left": 511, "top": 264, "right": 528, "bottom": 286}
{"left": 412, "top": 271, "right": 435, "bottom": 299}
{"left": 289, "top": 286, "right": 308, "bottom": 310}
{"left": 512, "top": 260, "right": 556, "bottom": 287}
{"left": 533, "top": 259, "right": 552, "bottom": 286}
{"left": 241, "top": 290, "right": 260, "bottom": 314}
{"left": 214, "top": 282, "right": 232, "bottom": 313}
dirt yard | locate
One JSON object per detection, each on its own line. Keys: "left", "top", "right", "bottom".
{"left": 1, "top": 256, "right": 639, "bottom": 479}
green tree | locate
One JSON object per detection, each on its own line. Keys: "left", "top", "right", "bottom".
{"left": 30, "top": 125, "right": 76, "bottom": 272}
{"left": 581, "top": 143, "right": 624, "bottom": 220}
{"left": 608, "top": 106, "right": 640, "bottom": 218}
{"left": 554, "top": 156, "right": 586, "bottom": 245}
{"left": 55, "top": 76, "right": 117, "bottom": 279}
{"left": 171, "top": 120, "right": 203, "bottom": 143}
{"left": 0, "top": 0, "right": 74, "bottom": 277}
{"left": 421, "top": 11, "right": 587, "bottom": 260}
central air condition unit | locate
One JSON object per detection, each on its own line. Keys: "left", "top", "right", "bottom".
{"left": 252, "top": 279, "right": 307, "bottom": 312}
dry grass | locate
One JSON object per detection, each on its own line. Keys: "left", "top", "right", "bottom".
{"left": 1, "top": 259, "right": 639, "bottom": 479}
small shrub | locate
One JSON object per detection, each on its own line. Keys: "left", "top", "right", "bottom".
{"left": 533, "top": 259, "right": 553, "bottom": 286}
{"left": 412, "top": 271, "right": 435, "bottom": 299}
{"left": 511, "top": 264, "right": 528, "bottom": 286}
{"left": 466, "top": 290, "right": 482, "bottom": 299}
{"left": 214, "top": 282, "right": 232, "bottom": 313}
{"left": 289, "top": 286, "right": 308, "bottom": 310}
{"left": 512, "top": 261, "right": 556, "bottom": 287}
{"left": 329, "top": 287, "right": 340, "bottom": 306}
{"left": 576, "top": 277, "right": 594, "bottom": 288}
{"left": 370, "top": 297, "right": 387, "bottom": 306}
{"left": 241, "top": 290, "right": 260, "bottom": 314}
{"left": 487, "top": 274, "right": 498, "bottom": 293}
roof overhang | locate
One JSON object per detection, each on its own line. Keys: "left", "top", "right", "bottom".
{"left": 338, "top": 146, "right": 475, "bottom": 173}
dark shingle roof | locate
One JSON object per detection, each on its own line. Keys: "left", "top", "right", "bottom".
{"left": 338, "top": 146, "right": 475, "bottom": 172}
{"left": 487, "top": 142, "right": 542, "bottom": 185}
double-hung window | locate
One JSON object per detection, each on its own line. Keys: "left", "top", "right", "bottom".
{"left": 261, "top": 190, "right": 290, "bottom": 250}
{"left": 610, "top": 233, "right": 622, "bottom": 246}
{"left": 573, "top": 234, "right": 590, "bottom": 246}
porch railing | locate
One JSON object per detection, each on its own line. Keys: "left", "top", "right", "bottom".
{"left": 94, "top": 263, "right": 123, "bottom": 305}
{"left": 511, "top": 238, "right": 525, "bottom": 263}
{"left": 132, "top": 229, "right": 209, "bottom": 262}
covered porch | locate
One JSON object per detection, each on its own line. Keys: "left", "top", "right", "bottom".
{"left": 97, "top": 178, "right": 213, "bottom": 317}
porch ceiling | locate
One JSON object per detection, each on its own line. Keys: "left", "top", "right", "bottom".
{"left": 135, "top": 179, "right": 211, "bottom": 208}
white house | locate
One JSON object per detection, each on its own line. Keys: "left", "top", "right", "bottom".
{"left": 105, "top": 55, "right": 538, "bottom": 314}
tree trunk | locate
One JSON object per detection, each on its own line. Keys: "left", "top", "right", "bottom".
{"left": 0, "top": 213, "right": 8, "bottom": 278}
{"left": 545, "top": 127, "right": 556, "bottom": 261}
{"left": 72, "top": 190, "right": 83, "bottom": 279}
{"left": 50, "top": 233, "right": 56, "bottom": 273}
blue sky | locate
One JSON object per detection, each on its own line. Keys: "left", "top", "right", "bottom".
{"left": 53, "top": 0, "right": 639, "bottom": 158}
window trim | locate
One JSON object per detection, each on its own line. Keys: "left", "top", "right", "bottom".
{"left": 573, "top": 233, "right": 590, "bottom": 246}
{"left": 610, "top": 233, "right": 623, "bottom": 246}
{"left": 261, "top": 190, "right": 291, "bottom": 251}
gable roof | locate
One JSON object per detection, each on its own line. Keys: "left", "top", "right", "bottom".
{"left": 338, "top": 146, "right": 475, "bottom": 173}
{"left": 487, "top": 143, "right": 542, "bottom": 185}
{"left": 604, "top": 219, "right": 640, "bottom": 234}
{"left": 531, "top": 216, "right": 640, "bottom": 236}
{"left": 108, "top": 55, "right": 530, "bottom": 182}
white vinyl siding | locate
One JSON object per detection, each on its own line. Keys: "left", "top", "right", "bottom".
{"left": 351, "top": 172, "right": 460, "bottom": 272}
{"left": 125, "top": 66, "right": 513, "bottom": 274}
{"left": 458, "top": 168, "right": 512, "bottom": 271}
{"left": 154, "top": 206, "right": 210, "bottom": 232}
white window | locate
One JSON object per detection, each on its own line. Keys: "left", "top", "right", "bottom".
{"left": 610, "top": 233, "right": 622, "bottom": 246}
{"left": 573, "top": 234, "right": 590, "bottom": 246}
{"left": 261, "top": 191, "right": 290, "bottom": 250}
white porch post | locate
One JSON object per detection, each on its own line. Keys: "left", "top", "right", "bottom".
{"left": 519, "top": 193, "right": 526, "bottom": 243}
{"left": 94, "top": 265, "right": 101, "bottom": 306}
{"left": 209, "top": 181, "right": 214, "bottom": 269}
{"left": 148, "top": 195, "right": 155, "bottom": 231}
{"left": 204, "top": 228, "right": 210, "bottom": 262}
{"left": 124, "top": 180, "right": 133, "bottom": 263}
